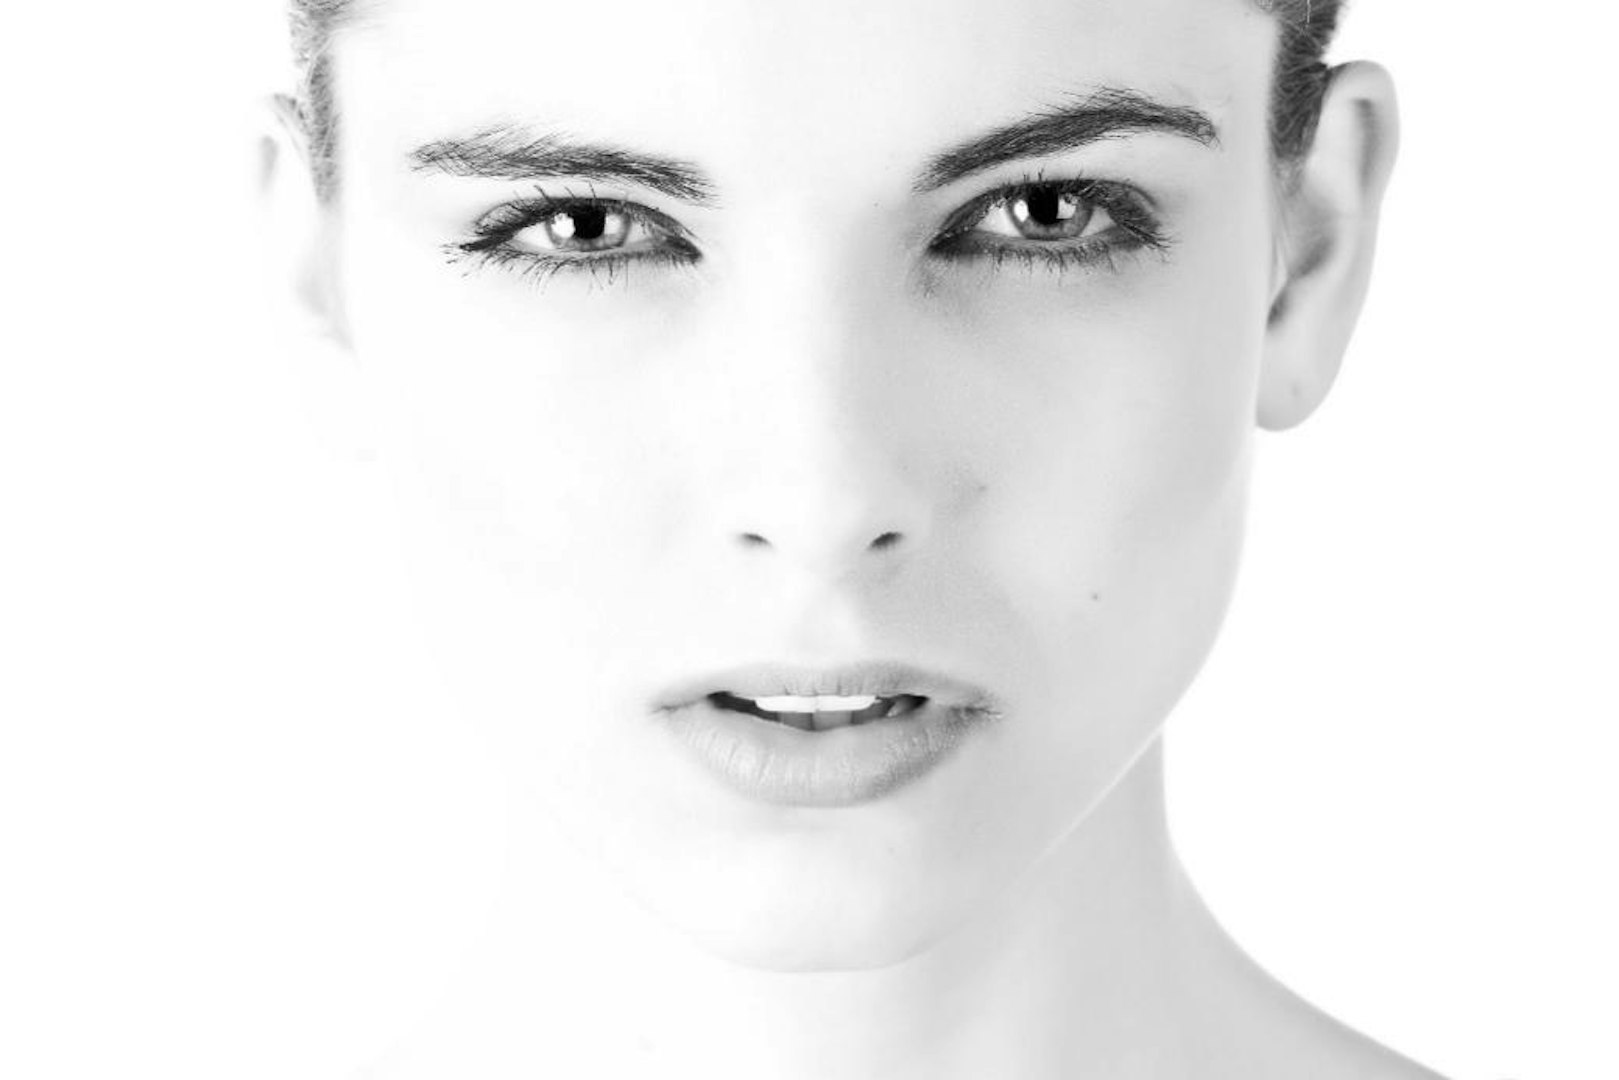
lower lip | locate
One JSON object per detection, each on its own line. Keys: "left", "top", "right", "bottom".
{"left": 658, "top": 697, "right": 995, "bottom": 808}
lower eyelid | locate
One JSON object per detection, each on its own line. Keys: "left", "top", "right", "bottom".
{"left": 932, "top": 238, "right": 1106, "bottom": 266}
{"left": 450, "top": 184, "right": 1160, "bottom": 287}
{"left": 443, "top": 240, "right": 702, "bottom": 294}
{"left": 931, "top": 227, "right": 1149, "bottom": 258}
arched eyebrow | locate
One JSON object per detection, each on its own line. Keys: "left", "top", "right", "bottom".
{"left": 912, "top": 89, "right": 1220, "bottom": 193}
{"left": 409, "top": 124, "right": 720, "bottom": 205}
{"left": 406, "top": 89, "right": 1218, "bottom": 203}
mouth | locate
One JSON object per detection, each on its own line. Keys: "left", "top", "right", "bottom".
{"left": 652, "top": 661, "right": 1001, "bottom": 807}
{"left": 705, "top": 690, "right": 930, "bottom": 731}
{"left": 653, "top": 659, "right": 995, "bottom": 717}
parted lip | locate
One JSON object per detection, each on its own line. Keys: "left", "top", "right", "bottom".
{"left": 652, "top": 660, "right": 998, "bottom": 714}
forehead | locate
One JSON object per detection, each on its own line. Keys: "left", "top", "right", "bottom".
{"left": 337, "top": 0, "right": 1275, "bottom": 188}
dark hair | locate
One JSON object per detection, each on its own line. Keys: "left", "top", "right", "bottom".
{"left": 284, "top": 0, "right": 352, "bottom": 200}
{"left": 1263, "top": 0, "right": 1345, "bottom": 172}
{"left": 283, "top": 0, "right": 1343, "bottom": 202}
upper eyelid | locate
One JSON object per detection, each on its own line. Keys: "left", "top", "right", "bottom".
{"left": 960, "top": 175, "right": 1150, "bottom": 212}
{"left": 473, "top": 195, "right": 686, "bottom": 236}
{"left": 933, "top": 179, "right": 1150, "bottom": 238}
{"left": 466, "top": 175, "right": 1152, "bottom": 254}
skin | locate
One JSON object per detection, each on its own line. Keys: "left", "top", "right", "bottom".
{"left": 262, "top": 0, "right": 1423, "bottom": 1075}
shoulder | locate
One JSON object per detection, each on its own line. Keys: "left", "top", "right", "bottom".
{"left": 1217, "top": 988, "right": 1455, "bottom": 1080}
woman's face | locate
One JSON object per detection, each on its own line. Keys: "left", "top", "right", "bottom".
{"left": 329, "top": 0, "right": 1278, "bottom": 969}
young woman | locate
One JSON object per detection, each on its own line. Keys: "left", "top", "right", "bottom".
{"left": 261, "top": 0, "right": 1430, "bottom": 1075}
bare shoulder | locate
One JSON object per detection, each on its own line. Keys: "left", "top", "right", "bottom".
{"left": 1223, "top": 981, "right": 1456, "bottom": 1080}
{"left": 1185, "top": 1009, "right": 1456, "bottom": 1080}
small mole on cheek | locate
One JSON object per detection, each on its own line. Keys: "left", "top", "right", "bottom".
{"left": 1091, "top": 592, "right": 1101, "bottom": 603}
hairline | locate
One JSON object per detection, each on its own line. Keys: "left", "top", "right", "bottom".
{"left": 285, "top": 0, "right": 1339, "bottom": 205}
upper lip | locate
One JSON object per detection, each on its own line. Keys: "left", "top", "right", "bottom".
{"left": 653, "top": 660, "right": 996, "bottom": 712}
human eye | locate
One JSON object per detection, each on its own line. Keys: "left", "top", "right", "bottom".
{"left": 445, "top": 191, "right": 701, "bottom": 290}
{"left": 926, "top": 175, "right": 1169, "bottom": 275}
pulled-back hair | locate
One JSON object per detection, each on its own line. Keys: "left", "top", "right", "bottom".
{"left": 1262, "top": 0, "right": 1345, "bottom": 171}
{"left": 284, "top": 0, "right": 354, "bottom": 200}
{"left": 282, "top": 0, "right": 1344, "bottom": 202}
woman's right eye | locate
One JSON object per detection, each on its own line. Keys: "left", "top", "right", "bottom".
{"left": 449, "top": 197, "right": 701, "bottom": 288}
{"left": 517, "top": 205, "right": 638, "bottom": 252}
{"left": 471, "top": 203, "right": 658, "bottom": 256}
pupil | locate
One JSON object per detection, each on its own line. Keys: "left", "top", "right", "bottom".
{"left": 1027, "top": 189, "right": 1064, "bottom": 227}
{"left": 568, "top": 206, "right": 609, "bottom": 241}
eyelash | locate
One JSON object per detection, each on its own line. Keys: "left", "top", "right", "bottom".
{"left": 446, "top": 192, "right": 698, "bottom": 290}
{"left": 927, "top": 175, "right": 1168, "bottom": 274}
{"left": 444, "top": 175, "right": 1168, "bottom": 289}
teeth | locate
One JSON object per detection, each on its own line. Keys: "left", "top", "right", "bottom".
{"left": 779, "top": 711, "right": 816, "bottom": 732}
{"left": 811, "top": 710, "right": 857, "bottom": 731}
{"left": 753, "top": 694, "right": 879, "bottom": 713}
{"left": 709, "top": 691, "right": 930, "bottom": 730}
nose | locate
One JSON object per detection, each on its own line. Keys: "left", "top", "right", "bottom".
{"left": 699, "top": 247, "right": 937, "bottom": 579}
{"left": 725, "top": 443, "right": 933, "bottom": 573}
{"left": 714, "top": 374, "right": 936, "bottom": 576}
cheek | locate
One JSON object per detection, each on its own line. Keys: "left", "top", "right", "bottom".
{"left": 341, "top": 214, "right": 693, "bottom": 573}
{"left": 916, "top": 254, "right": 1267, "bottom": 775}
{"left": 934, "top": 250, "right": 1266, "bottom": 594}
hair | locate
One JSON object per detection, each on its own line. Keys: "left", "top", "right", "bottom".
{"left": 282, "top": 0, "right": 1344, "bottom": 203}
{"left": 283, "top": 0, "right": 353, "bottom": 201}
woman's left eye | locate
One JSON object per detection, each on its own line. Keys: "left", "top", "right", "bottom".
{"left": 981, "top": 188, "right": 1110, "bottom": 242}
{"left": 929, "top": 178, "right": 1167, "bottom": 272}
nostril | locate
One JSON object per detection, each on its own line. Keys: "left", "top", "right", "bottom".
{"left": 732, "top": 529, "right": 909, "bottom": 557}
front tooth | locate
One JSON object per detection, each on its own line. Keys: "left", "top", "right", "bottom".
{"left": 755, "top": 695, "right": 816, "bottom": 713}
{"left": 811, "top": 710, "right": 857, "bottom": 731}
{"left": 816, "top": 695, "right": 878, "bottom": 711}
{"left": 753, "top": 694, "right": 878, "bottom": 713}
{"left": 779, "top": 711, "right": 816, "bottom": 732}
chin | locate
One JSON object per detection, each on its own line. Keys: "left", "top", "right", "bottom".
{"left": 619, "top": 834, "right": 988, "bottom": 974}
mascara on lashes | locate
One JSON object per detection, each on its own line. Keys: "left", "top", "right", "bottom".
{"left": 928, "top": 177, "right": 1168, "bottom": 268}
{"left": 444, "top": 196, "right": 699, "bottom": 288}
{"left": 445, "top": 176, "right": 1169, "bottom": 286}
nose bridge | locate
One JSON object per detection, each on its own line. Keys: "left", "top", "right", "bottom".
{"left": 708, "top": 236, "right": 932, "bottom": 575}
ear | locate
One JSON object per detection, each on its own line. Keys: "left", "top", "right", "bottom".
{"left": 1258, "top": 61, "right": 1400, "bottom": 431}
{"left": 256, "top": 94, "right": 351, "bottom": 349}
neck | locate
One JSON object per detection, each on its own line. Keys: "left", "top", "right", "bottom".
{"left": 368, "top": 738, "right": 1290, "bottom": 1080}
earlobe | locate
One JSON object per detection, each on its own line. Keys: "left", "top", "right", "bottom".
{"left": 256, "top": 94, "right": 350, "bottom": 350}
{"left": 1258, "top": 61, "right": 1400, "bottom": 432}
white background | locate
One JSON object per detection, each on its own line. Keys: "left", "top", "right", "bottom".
{"left": 2, "top": 3, "right": 1614, "bottom": 1078}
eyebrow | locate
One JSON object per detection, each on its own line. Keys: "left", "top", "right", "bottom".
{"left": 410, "top": 124, "right": 719, "bottom": 205}
{"left": 407, "top": 88, "right": 1217, "bottom": 205}
{"left": 911, "top": 88, "right": 1219, "bottom": 193}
